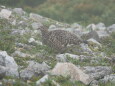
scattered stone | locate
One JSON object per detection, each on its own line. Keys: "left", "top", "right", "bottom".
{"left": 86, "top": 24, "right": 96, "bottom": 30}
{"left": 82, "top": 66, "right": 112, "bottom": 80}
{"left": 0, "top": 51, "right": 19, "bottom": 77}
{"left": 56, "top": 53, "right": 80, "bottom": 62}
{"left": 20, "top": 61, "right": 50, "bottom": 80}
{"left": 49, "top": 25, "right": 56, "bottom": 30}
{"left": 107, "top": 24, "right": 115, "bottom": 33}
{"left": 99, "top": 74, "right": 115, "bottom": 84}
{"left": 97, "top": 30, "right": 110, "bottom": 39}
{"left": 0, "top": 9, "right": 12, "bottom": 19}
{"left": 36, "top": 75, "right": 48, "bottom": 85}
{"left": 50, "top": 63, "right": 93, "bottom": 85}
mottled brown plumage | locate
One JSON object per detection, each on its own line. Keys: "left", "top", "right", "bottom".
{"left": 38, "top": 26, "right": 84, "bottom": 53}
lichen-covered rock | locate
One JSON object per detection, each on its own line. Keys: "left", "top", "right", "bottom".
{"left": 13, "top": 8, "right": 25, "bottom": 16}
{"left": 20, "top": 61, "right": 50, "bottom": 80}
{"left": 0, "top": 51, "right": 19, "bottom": 77}
{"left": 82, "top": 66, "right": 112, "bottom": 80}
{"left": 50, "top": 63, "right": 93, "bottom": 85}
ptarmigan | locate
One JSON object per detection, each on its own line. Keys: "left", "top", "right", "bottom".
{"left": 38, "top": 25, "right": 86, "bottom": 53}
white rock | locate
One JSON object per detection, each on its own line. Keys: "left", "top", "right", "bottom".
{"left": 0, "top": 9, "right": 12, "bottom": 19}
{"left": 71, "top": 23, "right": 82, "bottom": 29}
{"left": 0, "top": 51, "right": 18, "bottom": 77}
{"left": 87, "top": 38, "right": 102, "bottom": 47}
{"left": 36, "top": 75, "right": 48, "bottom": 85}
{"left": 28, "top": 38, "right": 36, "bottom": 43}
{"left": 50, "top": 63, "right": 93, "bottom": 85}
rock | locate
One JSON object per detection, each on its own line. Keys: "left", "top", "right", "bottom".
{"left": 107, "top": 24, "right": 115, "bottom": 33}
{"left": 83, "top": 66, "right": 112, "bottom": 80}
{"left": 81, "top": 30, "right": 100, "bottom": 42}
{"left": 0, "top": 66, "right": 6, "bottom": 79}
{"left": 50, "top": 63, "right": 93, "bottom": 85}
{"left": 31, "top": 22, "right": 40, "bottom": 30}
{"left": 87, "top": 38, "right": 102, "bottom": 47}
{"left": 99, "top": 74, "right": 115, "bottom": 83}
{"left": 71, "top": 23, "right": 82, "bottom": 29}
{"left": 29, "top": 13, "right": 47, "bottom": 22}
{"left": 20, "top": 61, "right": 50, "bottom": 80}
{"left": 96, "top": 30, "right": 110, "bottom": 39}
{"left": 80, "top": 43, "right": 92, "bottom": 54}
{"left": 12, "top": 51, "right": 30, "bottom": 58}
{"left": 56, "top": 53, "right": 80, "bottom": 62}
{"left": 0, "top": 51, "right": 19, "bottom": 77}
{"left": 0, "top": 9, "right": 12, "bottom": 19}
{"left": 28, "top": 38, "right": 36, "bottom": 44}
{"left": 36, "top": 75, "right": 48, "bottom": 85}
{"left": 13, "top": 8, "right": 25, "bottom": 16}
{"left": 96, "top": 23, "right": 106, "bottom": 30}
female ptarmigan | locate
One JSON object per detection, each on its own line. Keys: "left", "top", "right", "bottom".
{"left": 38, "top": 25, "right": 86, "bottom": 53}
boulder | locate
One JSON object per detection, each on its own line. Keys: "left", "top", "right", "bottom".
{"left": 50, "top": 63, "right": 93, "bottom": 85}
{"left": 99, "top": 74, "right": 115, "bottom": 83}
{"left": 20, "top": 61, "right": 50, "bottom": 80}
{"left": 0, "top": 9, "right": 12, "bottom": 19}
{"left": 0, "top": 51, "right": 19, "bottom": 77}
{"left": 83, "top": 66, "right": 112, "bottom": 80}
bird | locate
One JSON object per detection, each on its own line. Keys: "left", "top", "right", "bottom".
{"left": 38, "top": 25, "right": 87, "bottom": 53}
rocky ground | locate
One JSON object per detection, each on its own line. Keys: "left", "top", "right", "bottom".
{"left": 0, "top": 6, "right": 115, "bottom": 86}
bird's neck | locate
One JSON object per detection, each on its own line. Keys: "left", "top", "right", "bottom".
{"left": 40, "top": 27, "right": 48, "bottom": 37}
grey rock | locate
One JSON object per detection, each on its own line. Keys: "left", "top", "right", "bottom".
{"left": 99, "top": 74, "right": 115, "bottom": 83}
{"left": 36, "top": 75, "right": 48, "bottom": 85}
{"left": 20, "top": 61, "right": 50, "bottom": 80}
{"left": 80, "top": 43, "right": 92, "bottom": 54}
{"left": 56, "top": 53, "right": 80, "bottom": 62}
{"left": 0, "top": 51, "right": 19, "bottom": 77}
{"left": 12, "top": 51, "right": 30, "bottom": 58}
{"left": 71, "top": 23, "right": 82, "bottom": 29}
{"left": 96, "top": 23, "right": 106, "bottom": 30}
{"left": 97, "top": 30, "right": 110, "bottom": 39}
{"left": 83, "top": 66, "right": 112, "bottom": 80}
{"left": 31, "top": 22, "right": 40, "bottom": 30}
{"left": 13, "top": 8, "right": 25, "bottom": 16}
{"left": 0, "top": 81, "right": 2, "bottom": 86}
{"left": 0, "top": 9, "right": 12, "bottom": 19}
{"left": 107, "top": 24, "right": 115, "bottom": 33}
